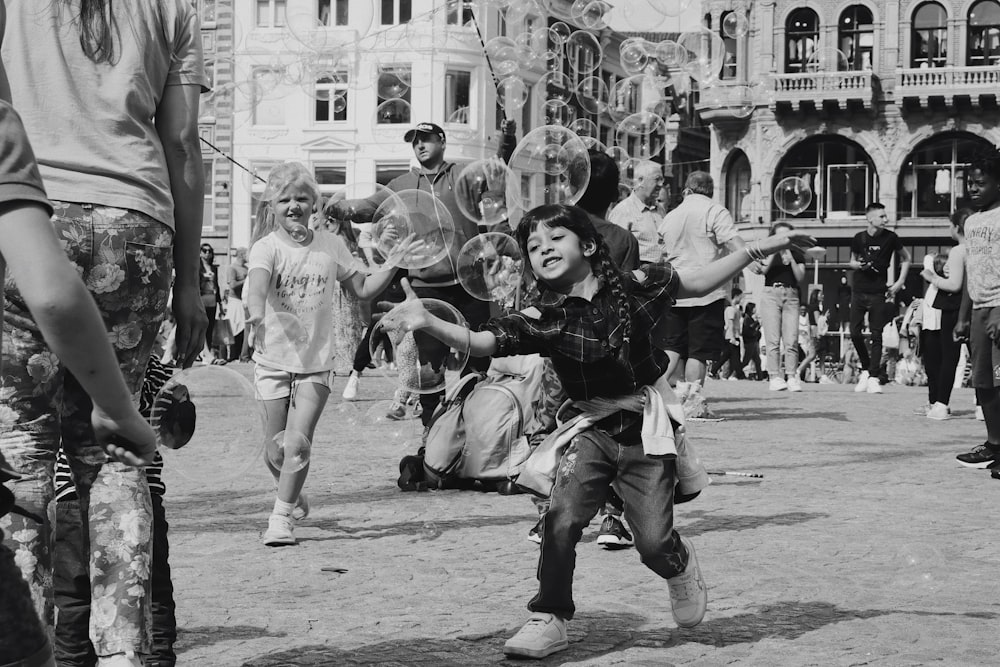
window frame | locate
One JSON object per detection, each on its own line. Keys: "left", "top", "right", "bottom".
{"left": 446, "top": 0, "right": 474, "bottom": 26}
{"left": 375, "top": 64, "right": 413, "bottom": 125}
{"left": 256, "top": 0, "right": 287, "bottom": 28}
{"left": 381, "top": 0, "right": 412, "bottom": 26}
{"left": 968, "top": 0, "right": 1000, "bottom": 66}
{"left": 910, "top": 1, "right": 948, "bottom": 68}
{"left": 838, "top": 5, "right": 875, "bottom": 71}
{"left": 444, "top": 68, "right": 473, "bottom": 126}
{"left": 898, "top": 136, "right": 989, "bottom": 218}
{"left": 785, "top": 8, "right": 820, "bottom": 73}
{"left": 202, "top": 158, "right": 215, "bottom": 231}
{"left": 313, "top": 71, "right": 350, "bottom": 125}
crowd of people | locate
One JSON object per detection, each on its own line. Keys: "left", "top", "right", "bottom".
{"left": 3, "top": 2, "right": 1000, "bottom": 665}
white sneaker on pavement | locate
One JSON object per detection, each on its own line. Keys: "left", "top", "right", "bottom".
{"left": 667, "top": 536, "right": 708, "bottom": 628}
{"left": 342, "top": 372, "right": 360, "bottom": 400}
{"left": 262, "top": 514, "right": 296, "bottom": 546}
{"left": 866, "top": 376, "right": 883, "bottom": 394}
{"left": 503, "top": 613, "right": 568, "bottom": 659}
{"left": 769, "top": 377, "right": 788, "bottom": 391}
{"left": 926, "top": 402, "right": 950, "bottom": 420}
{"left": 786, "top": 376, "right": 803, "bottom": 392}
{"left": 854, "top": 370, "right": 870, "bottom": 393}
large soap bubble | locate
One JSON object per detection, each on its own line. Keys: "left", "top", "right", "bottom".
{"left": 541, "top": 71, "right": 574, "bottom": 104}
{"left": 774, "top": 176, "right": 813, "bottom": 216}
{"left": 267, "top": 430, "right": 312, "bottom": 474}
{"left": 498, "top": 75, "right": 530, "bottom": 113}
{"left": 373, "top": 189, "right": 454, "bottom": 270}
{"left": 508, "top": 125, "right": 591, "bottom": 211}
{"left": 565, "top": 30, "right": 603, "bottom": 75}
{"left": 609, "top": 74, "right": 666, "bottom": 123}
{"left": 620, "top": 38, "right": 652, "bottom": 76}
{"left": 151, "top": 366, "right": 264, "bottom": 486}
{"left": 723, "top": 12, "right": 750, "bottom": 39}
{"left": 455, "top": 160, "right": 522, "bottom": 226}
{"left": 615, "top": 112, "right": 666, "bottom": 159}
{"left": 371, "top": 299, "right": 470, "bottom": 394}
{"left": 253, "top": 311, "right": 311, "bottom": 363}
{"left": 806, "top": 48, "right": 849, "bottom": 72}
{"left": 677, "top": 29, "right": 727, "bottom": 83}
{"left": 575, "top": 76, "right": 609, "bottom": 114}
{"left": 647, "top": 0, "right": 693, "bottom": 17}
{"left": 457, "top": 233, "right": 525, "bottom": 303}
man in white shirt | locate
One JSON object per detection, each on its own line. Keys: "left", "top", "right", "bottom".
{"left": 608, "top": 161, "right": 666, "bottom": 263}
{"left": 658, "top": 172, "right": 746, "bottom": 418}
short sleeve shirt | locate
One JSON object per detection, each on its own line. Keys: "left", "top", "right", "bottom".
{"left": 0, "top": 101, "right": 51, "bottom": 216}
{"left": 2, "top": 1, "right": 208, "bottom": 229}
{"left": 607, "top": 194, "right": 665, "bottom": 263}
{"left": 850, "top": 229, "right": 903, "bottom": 295}
{"left": 658, "top": 193, "right": 740, "bottom": 306}
{"left": 248, "top": 231, "right": 358, "bottom": 373}
{"left": 964, "top": 207, "right": 1000, "bottom": 308}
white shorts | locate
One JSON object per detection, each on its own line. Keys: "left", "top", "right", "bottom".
{"left": 253, "top": 363, "right": 333, "bottom": 400}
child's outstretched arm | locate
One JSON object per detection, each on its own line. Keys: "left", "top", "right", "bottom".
{"left": 380, "top": 279, "right": 498, "bottom": 357}
{"left": 343, "top": 234, "right": 429, "bottom": 300}
{"left": 0, "top": 202, "right": 156, "bottom": 465}
{"left": 676, "top": 230, "right": 815, "bottom": 299}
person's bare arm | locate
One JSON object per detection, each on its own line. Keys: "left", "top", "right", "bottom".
{"left": 889, "top": 246, "right": 912, "bottom": 297}
{"left": 380, "top": 279, "right": 498, "bottom": 357}
{"left": 155, "top": 83, "right": 208, "bottom": 368}
{"left": 0, "top": 202, "right": 155, "bottom": 464}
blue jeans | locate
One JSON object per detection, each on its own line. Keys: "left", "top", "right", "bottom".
{"left": 760, "top": 285, "right": 800, "bottom": 377}
{"left": 528, "top": 428, "right": 687, "bottom": 620}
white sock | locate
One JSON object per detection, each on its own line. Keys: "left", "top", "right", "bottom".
{"left": 273, "top": 499, "right": 295, "bottom": 517}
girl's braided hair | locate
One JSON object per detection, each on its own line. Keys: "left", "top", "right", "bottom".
{"left": 514, "top": 204, "right": 634, "bottom": 380}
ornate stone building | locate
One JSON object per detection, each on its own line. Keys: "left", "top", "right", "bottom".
{"left": 697, "top": 0, "right": 1000, "bottom": 299}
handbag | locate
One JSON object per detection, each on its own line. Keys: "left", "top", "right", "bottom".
{"left": 212, "top": 314, "right": 234, "bottom": 348}
{"left": 882, "top": 320, "right": 900, "bottom": 350}
{"left": 932, "top": 287, "right": 961, "bottom": 312}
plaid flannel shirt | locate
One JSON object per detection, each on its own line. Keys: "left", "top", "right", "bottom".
{"left": 482, "top": 261, "right": 679, "bottom": 439}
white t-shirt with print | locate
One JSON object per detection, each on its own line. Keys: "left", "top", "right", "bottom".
{"left": 248, "top": 231, "right": 358, "bottom": 373}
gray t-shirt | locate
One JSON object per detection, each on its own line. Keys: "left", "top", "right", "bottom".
{"left": 2, "top": 0, "right": 208, "bottom": 229}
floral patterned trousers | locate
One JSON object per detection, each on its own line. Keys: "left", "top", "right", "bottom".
{"left": 1, "top": 203, "right": 173, "bottom": 656}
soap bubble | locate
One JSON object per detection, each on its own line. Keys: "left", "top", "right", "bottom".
{"left": 543, "top": 98, "right": 576, "bottom": 127}
{"left": 608, "top": 74, "right": 665, "bottom": 123}
{"left": 253, "top": 312, "right": 310, "bottom": 363}
{"left": 647, "top": 0, "right": 693, "bottom": 17}
{"left": 457, "top": 233, "right": 525, "bottom": 303}
{"left": 371, "top": 299, "right": 470, "bottom": 394}
{"left": 541, "top": 71, "right": 574, "bottom": 103}
{"left": 376, "top": 69, "right": 410, "bottom": 100}
{"left": 655, "top": 40, "right": 688, "bottom": 68}
{"left": 677, "top": 29, "right": 727, "bottom": 83}
{"left": 455, "top": 160, "right": 522, "bottom": 226}
{"left": 549, "top": 21, "right": 572, "bottom": 46}
{"left": 373, "top": 98, "right": 411, "bottom": 129}
{"left": 572, "top": 0, "right": 611, "bottom": 30}
{"left": 569, "top": 118, "right": 599, "bottom": 142}
{"left": 774, "top": 176, "right": 813, "bottom": 216}
{"left": 723, "top": 12, "right": 750, "bottom": 39}
{"left": 373, "top": 189, "right": 454, "bottom": 270}
{"left": 151, "top": 366, "right": 264, "bottom": 485}
{"left": 498, "top": 75, "right": 530, "bottom": 113}
{"left": 891, "top": 543, "right": 944, "bottom": 593}
{"left": 575, "top": 76, "right": 609, "bottom": 114}
{"left": 267, "top": 430, "right": 312, "bottom": 474}
{"left": 701, "top": 84, "right": 755, "bottom": 119}
{"left": 285, "top": 11, "right": 331, "bottom": 52}
{"left": 615, "top": 112, "right": 666, "bottom": 158}
{"left": 565, "top": 31, "right": 603, "bottom": 75}
{"left": 508, "top": 125, "right": 591, "bottom": 210}
{"left": 806, "top": 48, "right": 849, "bottom": 72}
{"left": 620, "top": 38, "right": 651, "bottom": 76}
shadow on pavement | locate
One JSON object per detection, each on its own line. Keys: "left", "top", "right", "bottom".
{"left": 177, "top": 624, "right": 287, "bottom": 653}
{"left": 237, "top": 603, "right": 1000, "bottom": 666}
{"left": 680, "top": 511, "right": 828, "bottom": 536}
{"left": 298, "top": 514, "right": 531, "bottom": 543}
{"left": 718, "top": 408, "right": 848, "bottom": 422}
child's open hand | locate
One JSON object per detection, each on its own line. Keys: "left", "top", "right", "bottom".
{"left": 383, "top": 233, "right": 430, "bottom": 269}
{"left": 378, "top": 278, "right": 431, "bottom": 333}
{"left": 91, "top": 405, "right": 157, "bottom": 467}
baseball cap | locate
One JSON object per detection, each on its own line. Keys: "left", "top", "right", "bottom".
{"left": 403, "top": 122, "right": 446, "bottom": 143}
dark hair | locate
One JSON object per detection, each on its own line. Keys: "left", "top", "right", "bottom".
{"left": 62, "top": 0, "right": 120, "bottom": 64}
{"left": 744, "top": 302, "right": 756, "bottom": 316}
{"left": 576, "top": 150, "right": 620, "bottom": 216}
{"left": 514, "top": 204, "right": 634, "bottom": 381}
{"left": 950, "top": 207, "right": 973, "bottom": 236}
{"left": 768, "top": 221, "right": 794, "bottom": 236}
{"left": 970, "top": 146, "right": 1000, "bottom": 183}
{"left": 865, "top": 202, "right": 886, "bottom": 213}
{"left": 685, "top": 171, "right": 714, "bottom": 196}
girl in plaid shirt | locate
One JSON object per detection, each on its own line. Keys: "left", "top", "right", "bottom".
{"left": 384, "top": 204, "right": 813, "bottom": 659}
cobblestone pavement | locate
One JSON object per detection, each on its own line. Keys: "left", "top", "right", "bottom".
{"left": 164, "top": 366, "right": 999, "bottom": 666}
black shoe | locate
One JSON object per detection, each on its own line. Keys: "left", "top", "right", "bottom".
{"left": 992, "top": 468, "right": 1000, "bottom": 479}
{"left": 956, "top": 443, "right": 1000, "bottom": 469}
{"left": 596, "top": 514, "right": 634, "bottom": 550}
{"left": 528, "top": 516, "right": 543, "bottom": 544}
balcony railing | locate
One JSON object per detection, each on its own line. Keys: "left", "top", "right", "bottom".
{"left": 770, "top": 71, "right": 874, "bottom": 111}
{"left": 896, "top": 65, "right": 1000, "bottom": 107}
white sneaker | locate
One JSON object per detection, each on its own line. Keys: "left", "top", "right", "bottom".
{"left": 667, "top": 536, "right": 708, "bottom": 628}
{"left": 262, "top": 514, "right": 296, "bottom": 546}
{"left": 786, "top": 376, "right": 803, "bottom": 392}
{"left": 503, "top": 613, "right": 568, "bottom": 658}
{"left": 768, "top": 377, "right": 788, "bottom": 391}
{"left": 927, "top": 402, "right": 950, "bottom": 420}
{"left": 342, "top": 372, "right": 360, "bottom": 400}
{"left": 98, "top": 654, "right": 142, "bottom": 667}
{"left": 866, "top": 376, "right": 883, "bottom": 394}
{"left": 854, "top": 371, "right": 870, "bottom": 393}
{"left": 976, "top": 406, "right": 985, "bottom": 421}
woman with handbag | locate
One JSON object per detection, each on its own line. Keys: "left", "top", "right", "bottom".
{"left": 918, "top": 209, "right": 970, "bottom": 420}
{"left": 200, "top": 244, "right": 225, "bottom": 363}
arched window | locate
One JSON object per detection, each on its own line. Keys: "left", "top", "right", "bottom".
{"left": 773, "top": 137, "right": 877, "bottom": 219}
{"left": 911, "top": 2, "right": 948, "bottom": 68}
{"left": 898, "top": 134, "right": 994, "bottom": 218}
{"left": 786, "top": 9, "right": 819, "bottom": 73}
{"left": 839, "top": 5, "right": 874, "bottom": 70}
{"left": 725, "top": 151, "right": 752, "bottom": 223}
{"left": 968, "top": 0, "right": 1000, "bottom": 66}
{"left": 720, "top": 11, "right": 739, "bottom": 80}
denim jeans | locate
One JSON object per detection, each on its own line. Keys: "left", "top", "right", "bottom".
{"left": 54, "top": 494, "right": 176, "bottom": 667}
{"left": 1, "top": 203, "right": 172, "bottom": 655}
{"left": 849, "top": 291, "right": 887, "bottom": 375}
{"left": 759, "top": 285, "right": 800, "bottom": 377}
{"left": 528, "top": 429, "right": 687, "bottom": 620}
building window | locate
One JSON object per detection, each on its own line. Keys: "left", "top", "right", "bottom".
{"left": 839, "top": 5, "right": 874, "bottom": 71}
{"left": 256, "top": 0, "right": 287, "bottom": 28}
{"left": 315, "top": 72, "right": 349, "bottom": 123}
{"left": 376, "top": 164, "right": 409, "bottom": 186}
{"left": 446, "top": 0, "right": 474, "bottom": 26}
{"left": 203, "top": 159, "right": 215, "bottom": 229}
{"left": 376, "top": 66, "right": 411, "bottom": 124}
{"left": 198, "top": 0, "right": 217, "bottom": 25}
{"left": 898, "top": 135, "right": 994, "bottom": 218}
{"left": 786, "top": 8, "right": 819, "bottom": 73}
{"left": 911, "top": 2, "right": 948, "bottom": 68}
{"left": 725, "top": 152, "right": 752, "bottom": 223}
{"left": 319, "top": 0, "right": 349, "bottom": 26}
{"left": 773, "top": 138, "right": 877, "bottom": 220}
{"left": 720, "top": 11, "right": 738, "bottom": 80}
{"left": 968, "top": 0, "right": 1000, "bottom": 66}
{"left": 445, "top": 70, "right": 472, "bottom": 125}
{"left": 381, "top": 0, "right": 412, "bottom": 25}
{"left": 251, "top": 68, "right": 285, "bottom": 126}
{"left": 315, "top": 165, "right": 347, "bottom": 205}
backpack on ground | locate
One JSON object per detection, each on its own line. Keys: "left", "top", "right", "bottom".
{"left": 420, "top": 354, "right": 563, "bottom": 491}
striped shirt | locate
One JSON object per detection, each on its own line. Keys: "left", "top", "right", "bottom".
{"left": 54, "top": 356, "right": 174, "bottom": 501}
